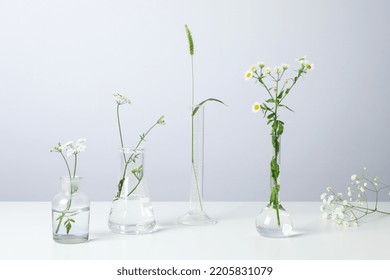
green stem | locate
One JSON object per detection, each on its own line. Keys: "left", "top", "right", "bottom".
{"left": 117, "top": 104, "right": 127, "bottom": 163}
{"left": 190, "top": 54, "right": 203, "bottom": 211}
{"left": 59, "top": 151, "right": 72, "bottom": 179}
{"left": 73, "top": 154, "right": 77, "bottom": 178}
{"left": 115, "top": 122, "right": 158, "bottom": 199}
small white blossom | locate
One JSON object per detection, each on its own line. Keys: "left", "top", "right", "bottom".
{"left": 320, "top": 205, "right": 325, "bottom": 212}
{"left": 322, "top": 198, "right": 327, "bottom": 204}
{"left": 326, "top": 186, "right": 332, "bottom": 192}
{"left": 113, "top": 93, "right": 131, "bottom": 105}
{"left": 373, "top": 176, "right": 379, "bottom": 181}
{"left": 281, "top": 64, "right": 289, "bottom": 70}
{"left": 264, "top": 67, "right": 271, "bottom": 74}
{"left": 157, "top": 115, "right": 166, "bottom": 125}
{"left": 75, "top": 138, "right": 86, "bottom": 153}
{"left": 359, "top": 186, "right": 365, "bottom": 193}
{"left": 363, "top": 182, "right": 368, "bottom": 187}
{"left": 320, "top": 193, "right": 327, "bottom": 200}
{"left": 274, "top": 66, "right": 282, "bottom": 74}
{"left": 245, "top": 71, "right": 252, "bottom": 80}
{"left": 252, "top": 102, "right": 261, "bottom": 113}
{"left": 348, "top": 191, "right": 352, "bottom": 197}
{"left": 343, "top": 200, "right": 348, "bottom": 206}
{"left": 351, "top": 174, "right": 358, "bottom": 181}
{"left": 337, "top": 192, "right": 343, "bottom": 198}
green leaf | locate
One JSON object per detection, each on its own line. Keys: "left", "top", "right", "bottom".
{"left": 280, "top": 104, "right": 294, "bottom": 112}
{"left": 192, "top": 98, "right": 226, "bottom": 116}
{"left": 277, "top": 90, "right": 284, "bottom": 99}
{"left": 66, "top": 222, "right": 72, "bottom": 234}
{"left": 68, "top": 219, "right": 75, "bottom": 223}
{"left": 277, "top": 122, "right": 284, "bottom": 135}
{"left": 266, "top": 98, "right": 275, "bottom": 103}
{"left": 267, "top": 113, "right": 275, "bottom": 119}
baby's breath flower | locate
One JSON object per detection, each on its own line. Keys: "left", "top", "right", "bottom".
{"left": 373, "top": 176, "right": 379, "bottom": 181}
{"left": 274, "top": 66, "right": 282, "bottom": 74}
{"left": 252, "top": 102, "right": 261, "bottom": 113}
{"left": 157, "top": 115, "right": 166, "bottom": 125}
{"left": 113, "top": 93, "right": 131, "bottom": 105}
{"left": 343, "top": 200, "right": 348, "bottom": 206}
{"left": 245, "top": 71, "right": 252, "bottom": 80}
{"left": 281, "top": 64, "right": 289, "bottom": 70}
{"left": 75, "top": 138, "right": 86, "bottom": 153}
{"left": 351, "top": 174, "right": 358, "bottom": 181}
{"left": 320, "top": 205, "right": 325, "bottom": 212}
{"left": 264, "top": 67, "right": 271, "bottom": 74}
{"left": 326, "top": 186, "right": 332, "bottom": 192}
{"left": 337, "top": 192, "right": 343, "bottom": 198}
{"left": 251, "top": 66, "right": 257, "bottom": 72}
{"left": 320, "top": 193, "right": 327, "bottom": 200}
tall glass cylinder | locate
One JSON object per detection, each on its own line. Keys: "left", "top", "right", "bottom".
{"left": 178, "top": 105, "right": 216, "bottom": 225}
{"left": 52, "top": 177, "right": 90, "bottom": 244}
{"left": 108, "top": 147, "right": 156, "bottom": 234}
{"left": 255, "top": 135, "right": 293, "bottom": 237}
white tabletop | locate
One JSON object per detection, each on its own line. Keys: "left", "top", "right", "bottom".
{"left": 0, "top": 202, "right": 389, "bottom": 260}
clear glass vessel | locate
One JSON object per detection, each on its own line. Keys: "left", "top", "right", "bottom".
{"left": 178, "top": 105, "right": 216, "bottom": 225}
{"left": 108, "top": 147, "right": 156, "bottom": 234}
{"left": 255, "top": 136, "right": 293, "bottom": 237}
{"left": 52, "top": 177, "right": 90, "bottom": 244}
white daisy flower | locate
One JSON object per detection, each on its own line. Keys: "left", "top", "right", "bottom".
{"left": 264, "top": 67, "right": 271, "bottom": 74}
{"left": 245, "top": 71, "right": 252, "bottom": 80}
{"left": 252, "top": 102, "right": 261, "bottom": 113}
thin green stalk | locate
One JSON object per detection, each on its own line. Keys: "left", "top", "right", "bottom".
{"left": 117, "top": 104, "right": 127, "bottom": 163}
{"left": 190, "top": 53, "right": 203, "bottom": 211}
{"left": 73, "top": 154, "right": 77, "bottom": 178}
{"left": 59, "top": 151, "right": 72, "bottom": 179}
{"left": 115, "top": 122, "right": 159, "bottom": 199}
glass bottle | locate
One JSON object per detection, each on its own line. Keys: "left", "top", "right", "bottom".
{"left": 52, "top": 177, "right": 90, "bottom": 244}
{"left": 108, "top": 147, "right": 156, "bottom": 234}
{"left": 256, "top": 135, "right": 293, "bottom": 237}
{"left": 178, "top": 105, "right": 216, "bottom": 225}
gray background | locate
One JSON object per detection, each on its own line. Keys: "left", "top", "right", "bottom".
{"left": 0, "top": 0, "right": 389, "bottom": 201}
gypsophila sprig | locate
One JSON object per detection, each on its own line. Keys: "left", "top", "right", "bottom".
{"left": 246, "top": 56, "right": 314, "bottom": 226}
{"left": 321, "top": 168, "right": 390, "bottom": 227}
{"left": 50, "top": 138, "right": 86, "bottom": 234}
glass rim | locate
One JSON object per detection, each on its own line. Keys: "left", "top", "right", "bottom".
{"left": 60, "top": 176, "right": 83, "bottom": 180}
{"left": 121, "top": 146, "right": 144, "bottom": 153}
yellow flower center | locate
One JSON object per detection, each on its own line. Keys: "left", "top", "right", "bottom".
{"left": 254, "top": 104, "right": 260, "bottom": 111}
{"left": 246, "top": 72, "right": 252, "bottom": 78}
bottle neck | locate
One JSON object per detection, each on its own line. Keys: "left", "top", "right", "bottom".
{"left": 61, "top": 177, "right": 82, "bottom": 195}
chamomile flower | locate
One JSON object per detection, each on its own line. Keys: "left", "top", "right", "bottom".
{"left": 251, "top": 65, "right": 257, "bottom": 72}
{"left": 245, "top": 71, "right": 252, "bottom": 80}
{"left": 264, "top": 67, "right": 271, "bottom": 74}
{"left": 252, "top": 102, "right": 261, "bottom": 113}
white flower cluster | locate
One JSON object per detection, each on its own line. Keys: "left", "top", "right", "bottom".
{"left": 321, "top": 169, "right": 389, "bottom": 227}
{"left": 113, "top": 93, "right": 131, "bottom": 105}
{"left": 51, "top": 138, "right": 87, "bottom": 157}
